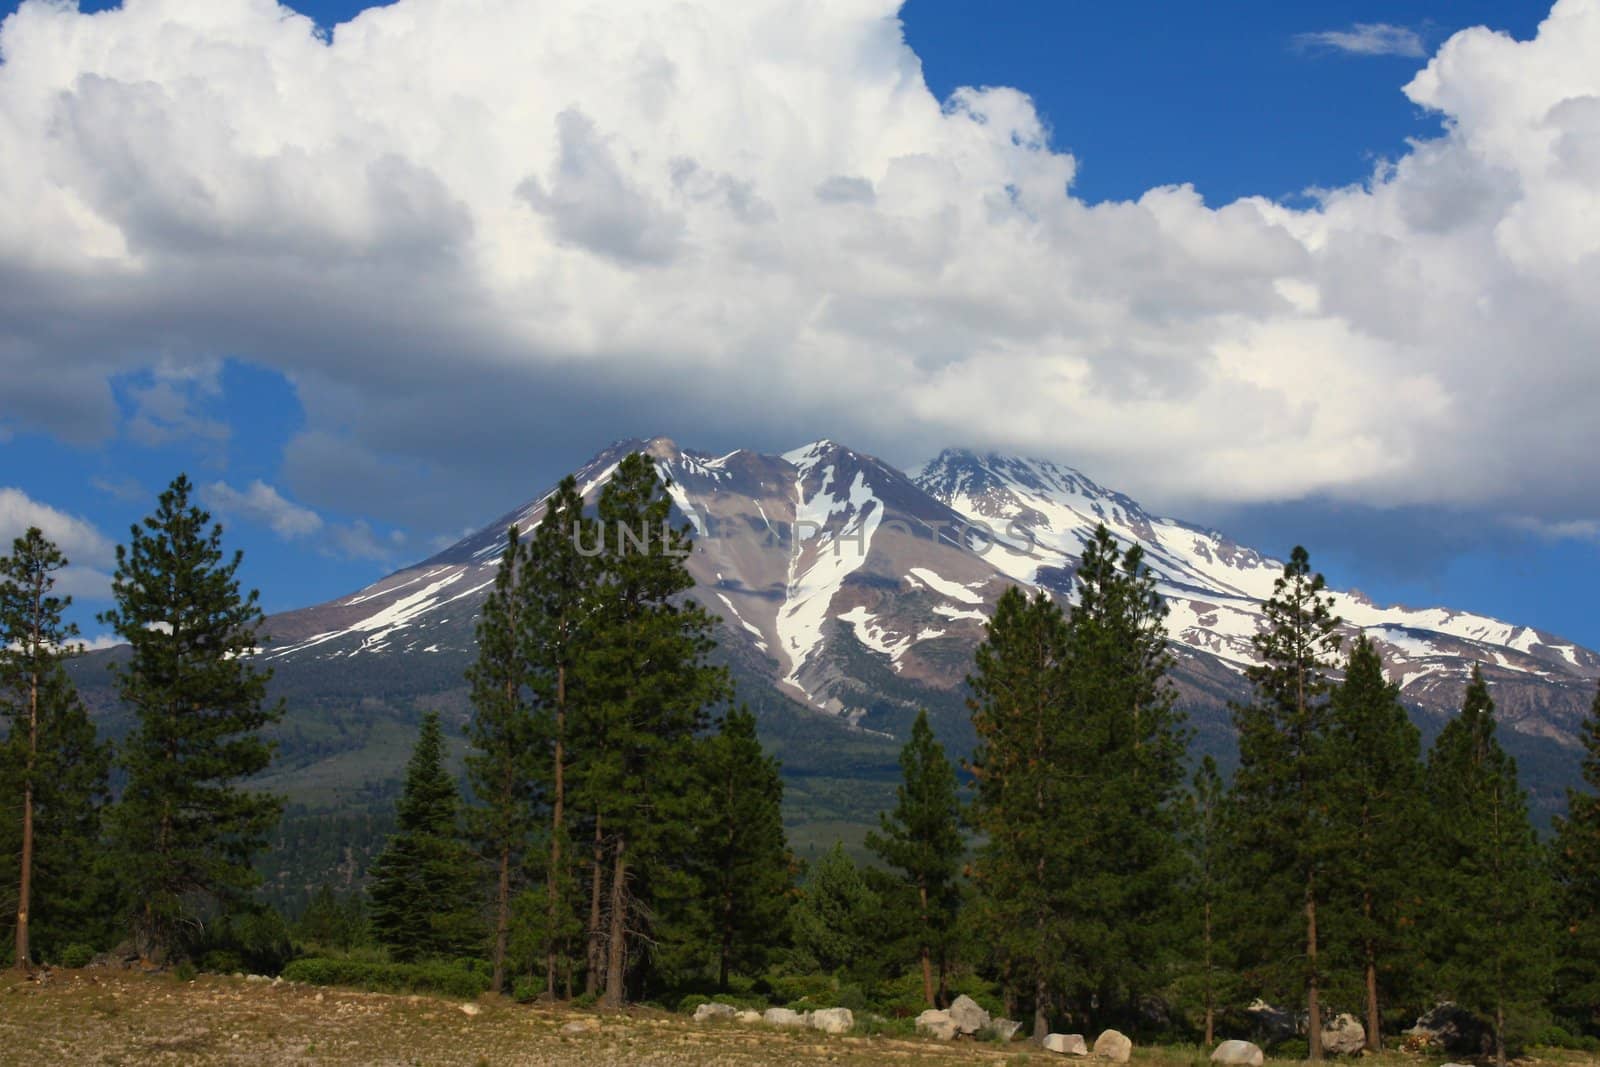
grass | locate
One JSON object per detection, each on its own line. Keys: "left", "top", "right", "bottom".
{"left": 4, "top": 969, "right": 1597, "bottom": 1066}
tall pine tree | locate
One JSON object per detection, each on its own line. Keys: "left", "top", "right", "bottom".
{"left": 1326, "top": 634, "right": 1424, "bottom": 1051}
{"left": 1181, "top": 755, "right": 1229, "bottom": 1047}
{"left": 101, "top": 476, "right": 283, "bottom": 960}
{"left": 1554, "top": 682, "right": 1600, "bottom": 1034}
{"left": 696, "top": 706, "right": 793, "bottom": 990}
{"left": 368, "top": 712, "right": 480, "bottom": 961}
{"left": 465, "top": 525, "right": 541, "bottom": 993}
{"left": 520, "top": 475, "right": 596, "bottom": 997}
{"left": 1424, "top": 666, "right": 1552, "bottom": 1067}
{"left": 967, "top": 586, "right": 1073, "bottom": 1038}
{"left": 0, "top": 528, "right": 110, "bottom": 969}
{"left": 866, "top": 708, "right": 963, "bottom": 1007}
{"left": 1225, "top": 546, "right": 1341, "bottom": 1060}
{"left": 578, "top": 453, "right": 728, "bottom": 1006}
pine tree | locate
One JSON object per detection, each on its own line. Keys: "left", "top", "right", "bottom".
{"left": 1061, "top": 526, "right": 1188, "bottom": 1020}
{"left": 466, "top": 525, "right": 541, "bottom": 993}
{"left": 520, "top": 475, "right": 596, "bottom": 997}
{"left": 1182, "top": 755, "right": 1228, "bottom": 1047}
{"left": 966, "top": 585, "right": 1074, "bottom": 1038}
{"left": 1554, "top": 682, "right": 1600, "bottom": 1033}
{"left": 0, "top": 528, "right": 110, "bottom": 968}
{"left": 697, "top": 706, "right": 793, "bottom": 990}
{"left": 1424, "top": 666, "right": 1552, "bottom": 1067}
{"left": 1326, "top": 634, "right": 1424, "bottom": 1050}
{"left": 1225, "top": 546, "right": 1341, "bottom": 1059}
{"left": 573, "top": 452, "right": 728, "bottom": 1006}
{"left": 866, "top": 708, "right": 963, "bottom": 1007}
{"left": 100, "top": 476, "right": 284, "bottom": 960}
{"left": 791, "top": 843, "right": 881, "bottom": 976}
{"left": 368, "top": 712, "right": 480, "bottom": 961}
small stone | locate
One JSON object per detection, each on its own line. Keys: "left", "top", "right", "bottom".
{"left": 1043, "top": 1033, "right": 1090, "bottom": 1055}
{"left": 808, "top": 1006, "right": 854, "bottom": 1034}
{"left": 916, "top": 1009, "right": 958, "bottom": 1040}
{"left": 735, "top": 1009, "right": 763, "bottom": 1023}
{"left": 1210, "top": 1039, "right": 1265, "bottom": 1067}
{"left": 692, "top": 1002, "right": 737, "bottom": 1022}
{"left": 560, "top": 1018, "right": 599, "bottom": 1035}
{"left": 763, "top": 1007, "right": 809, "bottom": 1029}
{"left": 458, "top": 1002, "right": 482, "bottom": 1017}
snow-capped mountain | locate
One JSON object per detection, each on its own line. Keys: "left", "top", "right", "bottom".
{"left": 259, "top": 437, "right": 1600, "bottom": 756}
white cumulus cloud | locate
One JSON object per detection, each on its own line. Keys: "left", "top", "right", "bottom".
{"left": 0, "top": 0, "right": 1599, "bottom": 537}
{"left": 0, "top": 487, "right": 115, "bottom": 599}
{"left": 203, "top": 479, "right": 324, "bottom": 539}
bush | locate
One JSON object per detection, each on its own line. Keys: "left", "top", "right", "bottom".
{"left": 200, "top": 950, "right": 244, "bottom": 974}
{"left": 173, "top": 962, "right": 198, "bottom": 983}
{"left": 59, "top": 944, "right": 95, "bottom": 969}
{"left": 512, "top": 975, "right": 546, "bottom": 1004}
{"left": 281, "top": 957, "right": 492, "bottom": 999}
{"left": 1534, "top": 1023, "right": 1600, "bottom": 1052}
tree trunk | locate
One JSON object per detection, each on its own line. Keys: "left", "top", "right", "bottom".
{"left": 490, "top": 841, "right": 511, "bottom": 994}
{"left": 546, "top": 665, "right": 566, "bottom": 998}
{"left": 1033, "top": 973, "right": 1050, "bottom": 1043}
{"left": 1203, "top": 899, "right": 1214, "bottom": 1047}
{"left": 1495, "top": 1002, "right": 1506, "bottom": 1067}
{"left": 584, "top": 816, "right": 605, "bottom": 997}
{"left": 604, "top": 834, "right": 628, "bottom": 1008}
{"left": 1307, "top": 875, "right": 1323, "bottom": 1062}
{"left": 918, "top": 880, "right": 934, "bottom": 1007}
{"left": 13, "top": 586, "right": 42, "bottom": 972}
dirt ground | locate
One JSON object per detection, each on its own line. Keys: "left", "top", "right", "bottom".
{"left": 3, "top": 969, "right": 1597, "bottom": 1067}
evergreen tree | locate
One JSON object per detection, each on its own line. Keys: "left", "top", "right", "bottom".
{"left": 697, "top": 706, "right": 793, "bottom": 990}
{"left": 0, "top": 528, "right": 111, "bottom": 968}
{"left": 791, "top": 843, "right": 881, "bottom": 977}
{"left": 465, "top": 525, "right": 541, "bottom": 993}
{"left": 577, "top": 453, "right": 728, "bottom": 1006}
{"left": 100, "top": 476, "right": 283, "bottom": 960}
{"left": 1061, "top": 526, "right": 1188, "bottom": 1020}
{"left": 1326, "top": 634, "right": 1424, "bottom": 1050}
{"left": 1181, "top": 755, "right": 1228, "bottom": 1047}
{"left": 1554, "top": 682, "right": 1600, "bottom": 1033}
{"left": 1424, "top": 666, "right": 1552, "bottom": 1067}
{"left": 866, "top": 708, "right": 963, "bottom": 1007}
{"left": 1225, "top": 545, "right": 1341, "bottom": 1060}
{"left": 368, "top": 712, "right": 480, "bottom": 961}
{"left": 520, "top": 476, "right": 596, "bottom": 997}
{"left": 966, "top": 586, "right": 1074, "bottom": 1038}
{"left": 295, "top": 883, "right": 368, "bottom": 953}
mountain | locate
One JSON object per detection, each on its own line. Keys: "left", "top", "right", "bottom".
{"left": 69, "top": 436, "right": 1600, "bottom": 899}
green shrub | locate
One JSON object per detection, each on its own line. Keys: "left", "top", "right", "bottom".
{"left": 281, "top": 957, "right": 492, "bottom": 999}
{"left": 573, "top": 991, "right": 598, "bottom": 1009}
{"left": 173, "top": 962, "right": 198, "bottom": 983}
{"left": 511, "top": 976, "right": 546, "bottom": 1004}
{"left": 1273, "top": 1037, "right": 1308, "bottom": 1059}
{"left": 1534, "top": 1023, "right": 1600, "bottom": 1052}
{"left": 59, "top": 944, "right": 95, "bottom": 969}
{"left": 200, "top": 950, "right": 244, "bottom": 974}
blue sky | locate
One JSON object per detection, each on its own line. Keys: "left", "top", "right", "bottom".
{"left": 1, "top": 0, "right": 1597, "bottom": 650}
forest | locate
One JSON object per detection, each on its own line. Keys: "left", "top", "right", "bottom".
{"left": 3, "top": 453, "right": 1600, "bottom": 1067}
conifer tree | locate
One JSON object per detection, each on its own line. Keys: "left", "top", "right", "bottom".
{"left": 1226, "top": 546, "right": 1341, "bottom": 1059}
{"left": 866, "top": 708, "right": 963, "bottom": 1007}
{"left": 1061, "top": 526, "right": 1188, "bottom": 1016}
{"left": 967, "top": 586, "right": 1073, "bottom": 1038}
{"left": 368, "top": 712, "right": 480, "bottom": 961}
{"left": 1554, "top": 682, "right": 1600, "bottom": 1033}
{"left": 1424, "top": 666, "right": 1552, "bottom": 1067}
{"left": 520, "top": 476, "right": 596, "bottom": 997}
{"left": 791, "top": 843, "right": 881, "bottom": 976}
{"left": 466, "top": 525, "right": 541, "bottom": 993}
{"left": 578, "top": 453, "right": 728, "bottom": 1006}
{"left": 101, "top": 476, "right": 283, "bottom": 960}
{"left": 0, "top": 528, "right": 110, "bottom": 969}
{"left": 1326, "top": 634, "right": 1423, "bottom": 1050}
{"left": 697, "top": 706, "right": 793, "bottom": 990}
{"left": 1182, "top": 755, "right": 1228, "bottom": 1048}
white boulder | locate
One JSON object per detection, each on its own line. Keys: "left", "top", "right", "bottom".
{"left": 763, "top": 1007, "right": 809, "bottom": 1029}
{"left": 1043, "top": 1032, "right": 1090, "bottom": 1055}
{"left": 808, "top": 1007, "right": 854, "bottom": 1034}
{"left": 1321, "top": 1012, "right": 1365, "bottom": 1056}
{"left": 1210, "top": 1039, "right": 1265, "bottom": 1067}
{"left": 1093, "top": 1028, "right": 1132, "bottom": 1062}
{"left": 948, "top": 993, "right": 991, "bottom": 1035}
{"left": 916, "top": 1008, "right": 958, "bottom": 1040}
{"left": 692, "top": 1002, "right": 737, "bottom": 1022}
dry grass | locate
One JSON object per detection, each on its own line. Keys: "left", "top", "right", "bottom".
{"left": 3, "top": 969, "right": 1597, "bottom": 1066}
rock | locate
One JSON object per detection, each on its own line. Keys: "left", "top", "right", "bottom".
{"left": 458, "top": 1002, "right": 482, "bottom": 1017}
{"left": 1404, "top": 1002, "right": 1491, "bottom": 1055}
{"left": 1320, "top": 1012, "right": 1365, "bottom": 1056}
{"left": 1210, "top": 1039, "right": 1265, "bottom": 1067}
{"left": 735, "top": 1009, "right": 763, "bottom": 1023}
{"left": 560, "top": 1019, "right": 599, "bottom": 1035}
{"left": 993, "top": 1018, "right": 1024, "bottom": 1042}
{"left": 808, "top": 1006, "right": 854, "bottom": 1034}
{"left": 1245, "top": 999, "right": 1297, "bottom": 1043}
{"left": 1093, "top": 1029, "right": 1132, "bottom": 1062}
{"left": 948, "top": 993, "right": 991, "bottom": 1035}
{"left": 692, "top": 1002, "right": 737, "bottom": 1022}
{"left": 916, "top": 1009, "right": 959, "bottom": 1041}
{"left": 1042, "top": 1033, "right": 1090, "bottom": 1055}
{"left": 763, "top": 1007, "right": 809, "bottom": 1029}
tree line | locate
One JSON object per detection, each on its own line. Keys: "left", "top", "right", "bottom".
{"left": 5, "top": 460, "right": 1600, "bottom": 1064}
